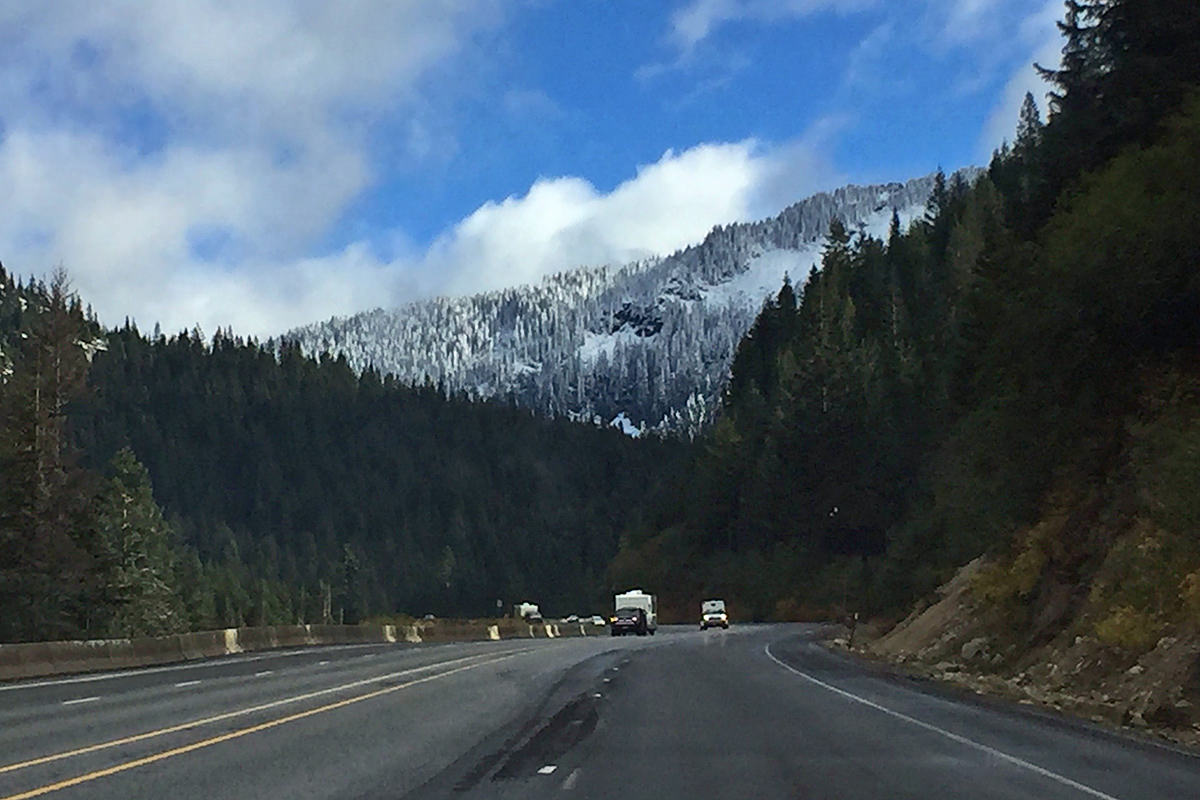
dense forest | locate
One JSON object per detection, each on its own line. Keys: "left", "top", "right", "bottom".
{"left": 0, "top": 272, "right": 679, "bottom": 643}
{"left": 613, "top": 0, "right": 1200, "bottom": 635}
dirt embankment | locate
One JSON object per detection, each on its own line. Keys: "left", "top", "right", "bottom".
{"left": 836, "top": 558, "right": 1200, "bottom": 747}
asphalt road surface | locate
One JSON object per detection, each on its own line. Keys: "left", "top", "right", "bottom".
{"left": 2, "top": 624, "right": 1199, "bottom": 799}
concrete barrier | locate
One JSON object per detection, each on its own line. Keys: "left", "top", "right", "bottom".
{"left": 178, "top": 630, "right": 229, "bottom": 661}
{"left": 0, "top": 616, "right": 609, "bottom": 682}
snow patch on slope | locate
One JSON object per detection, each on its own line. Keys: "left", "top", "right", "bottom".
{"left": 610, "top": 412, "right": 642, "bottom": 437}
{"left": 702, "top": 246, "right": 821, "bottom": 307}
{"left": 579, "top": 328, "right": 642, "bottom": 364}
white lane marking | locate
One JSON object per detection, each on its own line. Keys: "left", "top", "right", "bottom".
{"left": 61, "top": 697, "right": 100, "bottom": 706}
{"left": 0, "top": 648, "right": 536, "bottom": 778}
{"left": 254, "top": 671, "right": 273, "bottom": 677}
{"left": 764, "top": 643, "right": 1122, "bottom": 800}
{"left": 2, "top": 649, "right": 536, "bottom": 798}
{"left": 537, "top": 764, "right": 558, "bottom": 775}
{"left": 0, "top": 642, "right": 401, "bottom": 692}
{"left": 317, "top": 661, "right": 330, "bottom": 666}
{"left": 592, "top": 693, "right": 602, "bottom": 698}
{"left": 561, "top": 767, "right": 581, "bottom": 789}
{"left": 173, "top": 680, "right": 201, "bottom": 688}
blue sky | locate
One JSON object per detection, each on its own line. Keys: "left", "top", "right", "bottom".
{"left": 0, "top": 0, "right": 1062, "bottom": 336}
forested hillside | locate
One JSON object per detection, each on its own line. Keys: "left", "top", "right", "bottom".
{"left": 288, "top": 175, "right": 946, "bottom": 437}
{"left": 0, "top": 270, "right": 679, "bottom": 643}
{"left": 614, "top": 0, "right": 1200, "bottom": 635}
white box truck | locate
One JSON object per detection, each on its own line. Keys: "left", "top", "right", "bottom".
{"left": 612, "top": 589, "right": 657, "bottom": 636}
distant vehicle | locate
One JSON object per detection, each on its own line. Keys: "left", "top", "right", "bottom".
{"left": 612, "top": 589, "right": 657, "bottom": 635}
{"left": 611, "top": 606, "right": 648, "bottom": 636}
{"left": 590, "top": 615, "right": 606, "bottom": 626}
{"left": 422, "top": 613, "right": 436, "bottom": 621}
{"left": 700, "top": 599, "right": 728, "bottom": 630}
{"left": 563, "top": 614, "right": 580, "bottom": 623}
{"left": 513, "top": 602, "right": 543, "bottom": 622}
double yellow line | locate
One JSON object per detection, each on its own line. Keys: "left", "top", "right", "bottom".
{"left": 1, "top": 648, "right": 530, "bottom": 800}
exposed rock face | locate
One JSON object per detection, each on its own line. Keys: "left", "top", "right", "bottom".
{"left": 961, "top": 637, "right": 990, "bottom": 662}
{"left": 855, "top": 560, "right": 1200, "bottom": 747}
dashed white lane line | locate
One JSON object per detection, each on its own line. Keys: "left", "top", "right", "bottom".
{"left": 763, "top": 643, "right": 1122, "bottom": 800}
{"left": 173, "top": 680, "right": 201, "bottom": 688}
{"left": 317, "top": 661, "right": 330, "bottom": 666}
{"left": 2, "top": 650, "right": 531, "bottom": 780}
{"left": 61, "top": 697, "right": 99, "bottom": 706}
{"left": 0, "top": 643, "right": 395, "bottom": 692}
{"left": 254, "top": 671, "right": 273, "bottom": 678}
{"left": 561, "top": 767, "right": 581, "bottom": 790}
{"left": 4, "top": 649, "right": 536, "bottom": 799}
{"left": 537, "top": 765, "right": 557, "bottom": 775}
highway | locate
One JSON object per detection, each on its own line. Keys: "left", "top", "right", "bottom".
{"left": 2, "top": 625, "right": 1198, "bottom": 799}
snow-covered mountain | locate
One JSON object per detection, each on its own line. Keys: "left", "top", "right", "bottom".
{"left": 287, "top": 172, "right": 955, "bottom": 437}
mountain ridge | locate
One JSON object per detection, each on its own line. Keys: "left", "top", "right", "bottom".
{"left": 287, "top": 170, "right": 976, "bottom": 436}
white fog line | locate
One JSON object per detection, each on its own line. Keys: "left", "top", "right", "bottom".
{"left": 764, "top": 643, "right": 1122, "bottom": 800}
{"left": 61, "top": 697, "right": 100, "bottom": 706}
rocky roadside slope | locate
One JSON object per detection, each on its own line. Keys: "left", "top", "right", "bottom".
{"left": 833, "top": 559, "right": 1200, "bottom": 748}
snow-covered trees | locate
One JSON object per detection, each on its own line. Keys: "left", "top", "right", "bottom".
{"left": 287, "top": 173, "right": 958, "bottom": 438}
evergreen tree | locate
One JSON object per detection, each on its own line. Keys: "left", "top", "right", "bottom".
{"left": 93, "top": 448, "right": 185, "bottom": 637}
{"left": 1016, "top": 91, "right": 1044, "bottom": 149}
{"left": 0, "top": 270, "right": 97, "bottom": 641}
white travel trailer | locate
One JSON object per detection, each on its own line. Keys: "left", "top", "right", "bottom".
{"left": 612, "top": 589, "right": 657, "bottom": 635}
{"left": 512, "top": 602, "right": 542, "bottom": 622}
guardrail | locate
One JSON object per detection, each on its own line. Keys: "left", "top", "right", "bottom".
{"left": 0, "top": 620, "right": 603, "bottom": 681}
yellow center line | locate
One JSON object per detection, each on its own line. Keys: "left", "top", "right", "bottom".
{"left": 0, "top": 649, "right": 527, "bottom": 800}
{"left": 0, "top": 647, "right": 528, "bottom": 778}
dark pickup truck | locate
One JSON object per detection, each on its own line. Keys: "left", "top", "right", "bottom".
{"left": 611, "top": 606, "right": 648, "bottom": 636}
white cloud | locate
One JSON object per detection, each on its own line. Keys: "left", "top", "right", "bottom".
{"left": 977, "top": 0, "right": 1061, "bottom": 155}
{"left": 0, "top": 2, "right": 847, "bottom": 338}
{"left": 0, "top": 125, "right": 373, "bottom": 330}
{"left": 937, "top": 0, "right": 1004, "bottom": 45}
{"left": 1, "top": 122, "right": 842, "bottom": 336}
{"left": 425, "top": 136, "right": 842, "bottom": 298}
{"left": 667, "top": 0, "right": 877, "bottom": 53}
{"left": 842, "top": 21, "right": 895, "bottom": 87}
{"left": 1, "top": 2, "right": 501, "bottom": 146}
{"left": 670, "top": 0, "right": 740, "bottom": 51}
{"left": 0, "top": 1, "right": 502, "bottom": 335}
{"left": 502, "top": 88, "right": 564, "bottom": 121}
